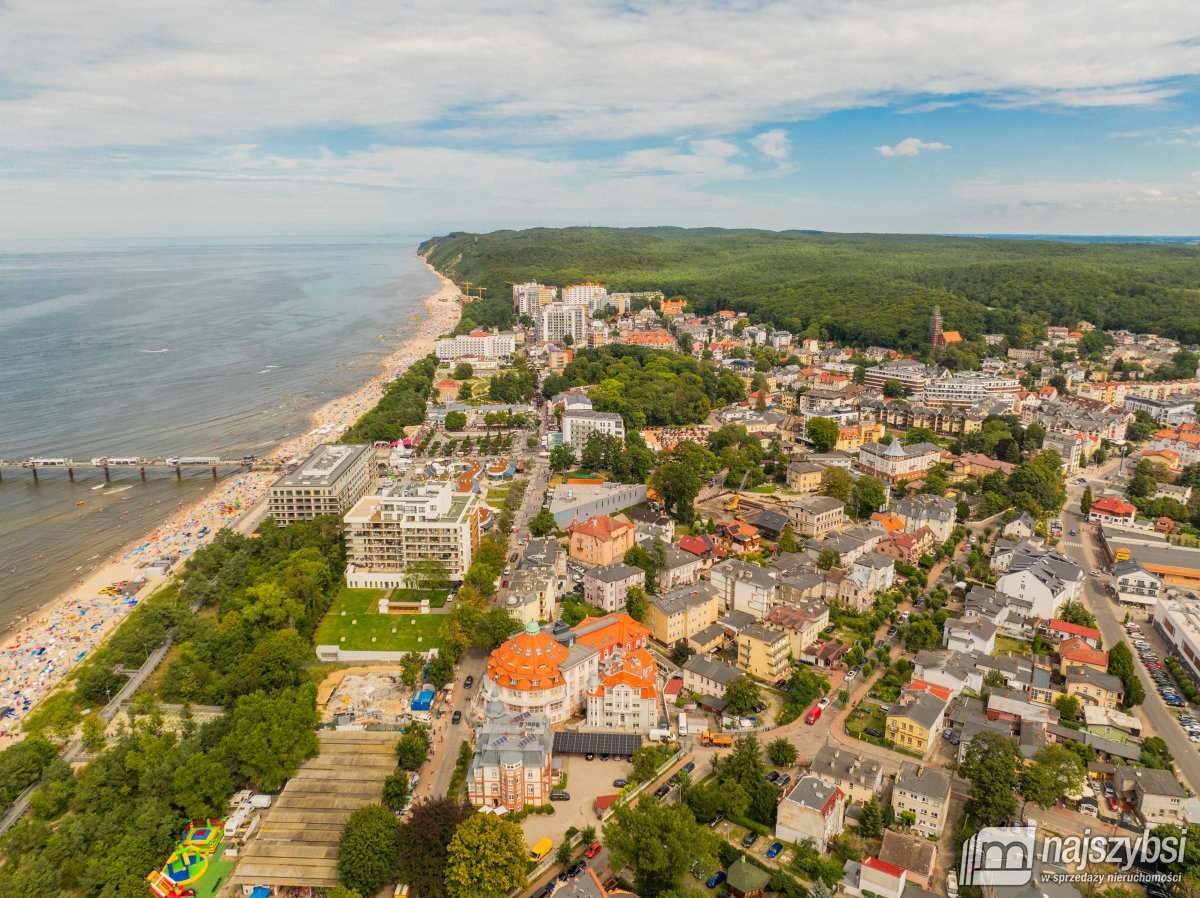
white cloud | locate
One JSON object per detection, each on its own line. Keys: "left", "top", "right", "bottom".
{"left": 876, "top": 138, "right": 951, "bottom": 157}
{"left": 751, "top": 129, "right": 792, "bottom": 161}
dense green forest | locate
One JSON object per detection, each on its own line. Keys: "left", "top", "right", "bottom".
{"left": 420, "top": 228, "right": 1200, "bottom": 348}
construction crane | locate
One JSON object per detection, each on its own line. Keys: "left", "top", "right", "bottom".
{"left": 475, "top": 286, "right": 488, "bottom": 301}
{"left": 723, "top": 470, "right": 750, "bottom": 513}
{"left": 460, "top": 281, "right": 472, "bottom": 299}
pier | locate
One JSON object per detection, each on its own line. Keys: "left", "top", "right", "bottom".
{"left": 0, "top": 455, "right": 260, "bottom": 482}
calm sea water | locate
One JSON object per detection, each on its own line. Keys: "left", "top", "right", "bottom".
{"left": 0, "top": 237, "right": 436, "bottom": 631}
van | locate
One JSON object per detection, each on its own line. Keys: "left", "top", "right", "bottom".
{"left": 529, "top": 837, "right": 553, "bottom": 863}
{"left": 678, "top": 712, "right": 688, "bottom": 737}
{"left": 805, "top": 706, "right": 822, "bottom": 725}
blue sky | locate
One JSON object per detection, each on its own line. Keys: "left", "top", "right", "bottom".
{"left": 2, "top": 0, "right": 1200, "bottom": 238}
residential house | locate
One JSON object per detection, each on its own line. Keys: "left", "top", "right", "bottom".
{"left": 809, "top": 745, "right": 884, "bottom": 805}
{"left": 1043, "top": 619, "right": 1102, "bottom": 648}
{"left": 737, "top": 623, "right": 790, "bottom": 682}
{"left": 681, "top": 654, "right": 741, "bottom": 699}
{"left": 1065, "top": 665, "right": 1124, "bottom": 710}
{"left": 581, "top": 562, "right": 645, "bottom": 613}
{"left": 786, "top": 461, "right": 824, "bottom": 493}
{"left": 876, "top": 528, "right": 936, "bottom": 565}
{"left": 711, "top": 559, "right": 777, "bottom": 617}
{"left": 585, "top": 647, "right": 659, "bottom": 732}
{"left": 942, "top": 614, "right": 998, "bottom": 654}
{"left": 717, "top": 520, "right": 763, "bottom": 555}
{"left": 1088, "top": 496, "right": 1137, "bottom": 527}
{"left": 1113, "top": 767, "right": 1188, "bottom": 826}
{"left": 878, "top": 831, "right": 937, "bottom": 890}
{"left": 995, "top": 545, "right": 1083, "bottom": 620}
{"left": 856, "top": 440, "right": 943, "bottom": 484}
{"left": 676, "top": 533, "right": 723, "bottom": 572}
{"left": 776, "top": 775, "right": 846, "bottom": 849}
{"left": 1111, "top": 559, "right": 1162, "bottom": 608}
{"left": 1003, "top": 512, "right": 1036, "bottom": 540}
{"left": 646, "top": 584, "right": 719, "bottom": 646}
{"left": 727, "top": 858, "right": 771, "bottom": 898}
{"left": 885, "top": 689, "right": 948, "bottom": 756}
{"left": 750, "top": 508, "right": 791, "bottom": 540}
{"left": 1058, "top": 638, "right": 1108, "bottom": 674}
{"left": 656, "top": 545, "right": 703, "bottom": 591}
{"left": 568, "top": 514, "right": 636, "bottom": 565}
{"left": 466, "top": 699, "right": 555, "bottom": 812}
{"left": 894, "top": 495, "right": 957, "bottom": 542}
{"left": 869, "top": 512, "right": 906, "bottom": 536}
{"left": 892, "top": 763, "right": 952, "bottom": 837}
{"left": 788, "top": 496, "right": 847, "bottom": 538}
{"left": 765, "top": 601, "right": 830, "bottom": 657}
{"left": 504, "top": 565, "right": 559, "bottom": 626}
{"left": 843, "top": 858, "right": 907, "bottom": 898}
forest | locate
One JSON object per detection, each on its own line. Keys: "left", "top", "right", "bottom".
{"left": 420, "top": 227, "right": 1200, "bottom": 349}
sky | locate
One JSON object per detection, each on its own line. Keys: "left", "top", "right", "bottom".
{"left": 3, "top": 0, "right": 1200, "bottom": 238}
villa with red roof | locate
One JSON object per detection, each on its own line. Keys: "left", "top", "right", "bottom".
{"left": 1058, "top": 637, "right": 1109, "bottom": 674}
{"left": 1045, "top": 618, "right": 1102, "bottom": 648}
{"left": 568, "top": 514, "right": 636, "bottom": 565}
{"left": 1088, "top": 496, "right": 1136, "bottom": 527}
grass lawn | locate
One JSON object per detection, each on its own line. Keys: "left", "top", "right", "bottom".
{"left": 190, "top": 841, "right": 237, "bottom": 898}
{"left": 390, "top": 587, "right": 451, "bottom": 608}
{"left": 845, "top": 705, "right": 887, "bottom": 742}
{"left": 993, "top": 635, "right": 1032, "bottom": 658}
{"left": 313, "top": 586, "right": 447, "bottom": 652}
{"left": 750, "top": 484, "right": 778, "bottom": 494}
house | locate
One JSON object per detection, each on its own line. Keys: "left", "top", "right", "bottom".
{"left": 646, "top": 584, "right": 719, "bottom": 646}
{"left": 1065, "top": 665, "right": 1124, "bottom": 710}
{"left": 1088, "top": 496, "right": 1137, "bottom": 527}
{"left": 504, "top": 565, "right": 559, "bottom": 626}
{"left": 953, "top": 453, "right": 1016, "bottom": 479}
{"left": 627, "top": 505, "right": 676, "bottom": 543}
{"left": 466, "top": 700, "right": 555, "bottom": 811}
{"left": 568, "top": 514, "right": 636, "bottom": 565}
{"left": 776, "top": 775, "right": 846, "bottom": 848}
{"left": 894, "top": 494, "right": 957, "bottom": 542}
{"left": 942, "top": 615, "right": 998, "bottom": 654}
{"left": 856, "top": 440, "right": 943, "bottom": 484}
{"left": 765, "top": 601, "right": 830, "bottom": 658}
{"left": 788, "top": 496, "right": 847, "bottom": 538}
{"left": 1113, "top": 767, "right": 1188, "bottom": 826}
{"left": 717, "top": 520, "right": 763, "bottom": 555}
{"left": 869, "top": 512, "right": 906, "bottom": 535}
{"left": 885, "top": 690, "right": 948, "bottom": 756}
{"left": 582, "top": 563, "right": 645, "bottom": 613}
{"left": 877, "top": 831, "right": 937, "bottom": 890}
{"left": 809, "top": 745, "right": 884, "bottom": 805}
{"left": 710, "top": 559, "right": 777, "bottom": 618}
{"left": 656, "top": 545, "right": 703, "bottom": 591}
{"left": 801, "top": 638, "right": 850, "bottom": 668}
{"left": 750, "top": 508, "right": 790, "bottom": 540}
{"left": 1043, "top": 619, "right": 1102, "bottom": 648}
{"left": 1111, "top": 558, "right": 1161, "bottom": 608}
{"left": 585, "top": 646, "right": 659, "bottom": 732}
{"left": 737, "top": 623, "right": 790, "bottom": 682}
{"left": 1003, "top": 512, "right": 1036, "bottom": 540}
{"left": 434, "top": 378, "right": 463, "bottom": 402}
{"left": 876, "top": 528, "right": 936, "bottom": 565}
{"left": 727, "top": 858, "right": 771, "bottom": 898}
{"left": 843, "top": 858, "right": 907, "bottom": 898}
{"left": 892, "top": 763, "right": 952, "bottom": 837}
{"left": 853, "top": 551, "right": 896, "bottom": 593}
{"left": 995, "top": 546, "right": 1083, "bottom": 620}
{"left": 681, "top": 654, "right": 741, "bottom": 698}
{"left": 677, "top": 533, "right": 723, "bottom": 572}
{"left": 1058, "top": 638, "right": 1108, "bottom": 674}
{"left": 786, "top": 461, "right": 824, "bottom": 493}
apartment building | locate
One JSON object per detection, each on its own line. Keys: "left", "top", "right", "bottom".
{"left": 466, "top": 700, "right": 554, "bottom": 812}
{"left": 562, "top": 410, "right": 626, "bottom": 452}
{"left": 582, "top": 562, "right": 646, "bottom": 613}
{"left": 538, "top": 302, "right": 589, "bottom": 343}
{"left": 856, "top": 441, "right": 943, "bottom": 484}
{"left": 710, "top": 559, "right": 778, "bottom": 617}
{"left": 513, "top": 282, "right": 558, "bottom": 318}
{"left": 786, "top": 461, "right": 824, "bottom": 493}
{"left": 646, "top": 584, "right": 720, "bottom": 646}
{"left": 920, "top": 372, "right": 1020, "bottom": 408}
{"left": 863, "top": 362, "right": 941, "bottom": 393}
{"left": 788, "top": 496, "right": 847, "bottom": 538}
{"left": 434, "top": 330, "right": 517, "bottom": 360}
{"left": 267, "top": 443, "right": 377, "bottom": 525}
{"left": 737, "top": 623, "right": 790, "bottom": 681}
{"left": 892, "top": 763, "right": 951, "bottom": 837}
{"left": 343, "top": 480, "right": 481, "bottom": 587}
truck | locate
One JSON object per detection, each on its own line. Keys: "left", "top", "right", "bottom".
{"left": 700, "top": 731, "right": 734, "bottom": 747}
{"left": 648, "top": 728, "right": 674, "bottom": 743}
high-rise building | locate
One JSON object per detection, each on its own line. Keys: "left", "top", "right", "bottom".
{"left": 513, "top": 282, "right": 558, "bottom": 318}
{"left": 537, "top": 303, "right": 588, "bottom": 343}
{"left": 434, "top": 330, "right": 517, "bottom": 360}
{"left": 267, "top": 443, "right": 378, "bottom": 525}
{"left": 562, "top": 410, "right": 625, "bottom": 451}
{"left": 562, "top": 283, "right": 608, "bottom": 308}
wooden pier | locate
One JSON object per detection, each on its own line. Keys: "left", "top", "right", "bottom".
{"left": 0, "top": 455, "right": 259, "bottom": 482}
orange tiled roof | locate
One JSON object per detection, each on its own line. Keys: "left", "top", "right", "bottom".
{"left": 573, "top": 613, "right": 649, "bottom": 656}
{"left": 1060, "top": 637, "right": 1108, "bottom": 668}
{"left": 486, "top": 625, "right": 570, "bottom": 692}
{"left": 569, "top": 514, "right": 631, "bottom": 542}
{"left": 870, "top": 512, "right": 906, "bottom": 534}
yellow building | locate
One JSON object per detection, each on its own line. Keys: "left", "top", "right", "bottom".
{"left": 646, "top": 585, "right": 719, "bottom": 646}
{"left": 737, "top": 623, "right": 790, "bottom": 682}
{"left": 884, "top": 691, "right": 947, "bottom": 756}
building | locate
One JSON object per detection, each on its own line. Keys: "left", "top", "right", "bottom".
{"left": 863, "top": 361, "right": 941, "bottom": 393}
{"left": 483, "top": 621, "right": 599, "bottom": 724}
{"left": 268, "top": 443, "right": 378, "bottom": 526}
{"left": 568, "top": 514, "right": 637, "bottom": 565}
{"left": 343, "top": 480, "right": 482, "bottom": 587}
{"left": 894, "top": 494, "right": 957, "bottom": 543}
{"left": 776, "top": 775, "right": 845, "bottom": 848}
{"left": 1003, "top": 512, "right": 1035, "bottom": 541}
{"left": 466, "top": 700, "right": 554, "bottom": 811}
{"left": 809, "top": 745, "right": 884, "bottom": 805}
{"left": 726, "top": 858, "right": 771, "bottom": 898}
{"left": 885, "top": 690, "right": 948, "bottom": 756}
{"left": 1124, "top": 394, "right": 1199, "bottom": 426}
{"left": 562, "top": 410, "right": 626, "bottom": 452}
{"left": 737, "top": 623, "right": 790, "bottom": 681}
{"left": 1088, "top": 496, "right": 1137, "bottom": 527}
{"left": 1064, "top": 666, "right": 1124, "bottom": 710}
{"left": 764, "top": 600, "right": 829, "bottom": 658}
{"left": 681, "top": 654, "right": 742, "bottom": 698}
{"left": 503, "top": 565, "right": 559, "bottom": 626}
{"left": 995, "top": 546, "right": 1083, "bottom": 620}
{"left": 562, "top": 282, "right": 608, "bottom": 308}
{"left": 1058, "top": 638, "right": 1108, "bottom": 675}
{"left": 891, "top": 763, "right": 951, "bottom": 837}
{"left": 943, "top": 615, "right": 998, "bottom": 655}
{"left": 856, "top": 441, "right": 943, "bottom": 484}
{"left": 710, "top": 559, "right": 778, "bottom": 617}
{"left": 585, "top": 646, "right": 658, "bottom": 732}
{"left": 646, "top": 584, "right": 720, "bottom": 646}
{"left": 786, "top": 461, "right": 824, "bottom": 493}
{"left": 1152, "top": 595, "right": 1200, "bottom": 682}
{"left": 549, "top": 482, "right": 647, "bottom": 527}
{"left": 921, "top": 372, "right": 1020, "bottom": 408}
{"left": 1112, "top": 558, "right": 1162, "bottom": 608}
{"left": 1113, "top": 766, "right": 1189, "bottom": 826}
{"left": 1043, "top": 619, "right": 1102, "bottom": 648}
{"left": 434, "top": 330, "right": 517, "bottom": 360}
{"left": 656, "top": 545, "right": 703, "bottom": 591}
{"left": 877, "top": 831, "right": 937, "bottom": 890}
{"left": 513, "top": 282, "right": 558, "bottom": 317}
{"left": 876, "top": 528, "right": 937, "bottom": 566}
{"left": 538, "top": 302, "right": 589, "bottom": 343}
{"left": 583, "top": 563, "right": 646, "bottom": 613}
{"left": 788, "top": 496, "right": 847, "bottom": 538}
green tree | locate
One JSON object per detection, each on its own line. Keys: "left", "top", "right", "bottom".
{"left": 816, "top": 548, "right": 841, "bottom": 571}
{"left": 767, "top": 738, "right": 798, "bottom": 767}
{"left": 338, "top": 804, "right": 400, "bottom": 897}
{"left": 1107, "top": 642, "right": 1145, "bottom": 708}
{"left": 1080, "top": 485, "right": 1093, "bottom": 515}
{"left": 820, "top": 466, "right": 854, "bottom": 504}
{"left": 445, "top": 813, "right": 529, "bottom": 898}
{"left": 528, "top": 507, "right": 557, "bottom": 537}
{"left": 221, "top": 683, "right": 320, "bottom": 791}
{"left": 426, "top": 652, "right": 456, "bottom": 689}
{"left": 444, "top": 410, "right": 467, "bottom": 431}
{"left": 649, "top": 457, "right": 704, "bottom": 523}
{"left": 1020, "top": 744, "right": 1085, "bottom": 809}
{"left": 859, "top": 795, "right": 883, "bottom": 837}
{"left": 631, "top": 743, "right": 672, "bottom": 783}
{"left": 904, "top": 618, "right": 941, "bottom": 652}
{"left": 556, "top": 839, "right": 575, "bottom": 870}
{"left": 724, "top": 677, "right": 762, "bottom": 716}
{"left": 852, "top": 476, "right": 888, "bottom": 519}
{"left": 603, "top": 800, "right": 721, "bottom": 898}
{"left": 625, "top": 586, "right": 650, "bottom": 623}
{"left": 778, "top": 523, "right": 801, "bottom": 553}
{"left": 959, "top": 730, "right": 1021, "bottom": 827}
{"left": 807, "top": 417, "right": 840, "bottom": 453}
{"left": 717, "top": 735, "right": 779, "bottom": 825}
{"left": 396, "top": 797, "right": 475, "bottom": 898}
{"left": 549, "top": 444, "right": 575, "bottom": 472}
{"left": 475, "top": 608, "right": 522, "bottom": 651}
{"left": 1053, "top": 694, "right": 1081, "bottom": 722}
{"left": 452, "top": 362, "right": 474, "bottom": 380}
{"left": 882, "top": 379, "right": 907, "bottom": 399}
{"left": 400, "top": 652, "right": 424, "bottom": 689}
{"left": 1056, "top": 600, "right": 1096, "bottom": 628}
{"left": 383, "top": 770, "right": 411, "bottom": 812}
{"left": 1141, "top": 736, "right": 1175, "bottom": 771}
{"left": 396, "top": 723, "right": 431, "bottom": 770}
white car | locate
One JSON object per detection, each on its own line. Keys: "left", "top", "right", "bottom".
{"left": 817, "top": 698, "right": 830, "bottom": 710}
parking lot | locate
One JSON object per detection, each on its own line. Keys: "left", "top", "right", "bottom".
{"left": 1125, "top": 620, "right": 1200, "bottom": 745}
{"left": 519, "top": 754, "right": 634, "bottom": 846}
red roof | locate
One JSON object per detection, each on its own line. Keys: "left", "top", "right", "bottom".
{"left": 864, "top": 857, "right": 906, "bottom": 880}
{"left": 569, "top": 514, "right": 631, "bottom": 542}
{"left": 678, "top": 535, "right": 714, "bottom": 556}
{"left": 1060, "top": 637, "right": 1108, "bottom": 667}
{"left": 1090, "top": 497, "right": 1135, "bottom": 516}
{"left": 1048, "top": 619, "right": 1101, "bottom": 642}
{"left": 907, "top": 679, "right": 953, "bottom": 702}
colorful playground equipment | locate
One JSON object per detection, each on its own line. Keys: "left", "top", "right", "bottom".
{"left": 146, "top": 819, "right": 224, "bottom": 898}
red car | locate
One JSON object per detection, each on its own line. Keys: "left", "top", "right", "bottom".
{"left": 805, "top": 706, "right": 822, "bottom": 725}
{"left": 1108, "top": 797, "right": 1119, "bottom": 812}
{"left": 585, "top": 842, "right": 602, "bottom": 859}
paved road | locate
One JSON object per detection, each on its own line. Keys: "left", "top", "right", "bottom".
{"left": 1059, "top": 466, "right": 1200, "bottom": 793}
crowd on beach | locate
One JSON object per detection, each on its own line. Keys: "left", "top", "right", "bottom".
{"left": 0, "top": 271, "right": 462, "bottom": 739}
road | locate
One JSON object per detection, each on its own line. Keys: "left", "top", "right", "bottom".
{"left": 1059, "top": 465, "right": 1200, "bottom": 793}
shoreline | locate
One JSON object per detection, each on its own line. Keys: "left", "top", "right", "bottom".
{"left": 0, "top": 253, "right": 462, "bottom": 738}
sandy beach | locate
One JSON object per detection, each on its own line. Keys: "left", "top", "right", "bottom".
{"left": 0, "top": 256, "right": 462, "bottom": 738}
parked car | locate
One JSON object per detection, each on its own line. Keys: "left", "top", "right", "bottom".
{"left": 767, "top": 842, "right": 784, "bottom": 859}
{"left": 708, "top": 812, "right": 725, "bottom": 828}
{"left": 742, "top": 832, "right": 759, "bottom": 848}
{"left": 817, "top": 697, "right": 830, "bottom": 709}
{"left": 766, "top": 771, "right": 780, "bottom": 783}
{"left": 451, "top": 710, "right": 462, "bottom": 725}
{"left": 550, "top": 791, "right": 571, "bottom": 801}
{"left": 612, "top": 779, "right": 628, "bottom": 788}
{"left": 805, "top": 706, "right": 823, "bottom": 725}
{"left": 463, "top": 676, "right": 474, "bottom": 689}
{"left": 864, "top": 726, "right": 884, "bottom": 738}
{"left": 568, "top": 861, "right": 586, "bottom": 878}
{"left": 776, "top": 773, "right": 791, "bottom": 787}
{"left": 707, "top": 871, "right": 727, "bottom": 889}
{"left": 586, "top": 842, "right": 602, "bottom": 858}
{"left": 654, "top": 784, "right": 671, "bottom": 800}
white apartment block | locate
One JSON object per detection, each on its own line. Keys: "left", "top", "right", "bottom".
{"left": 562, "top": 410, "right": 625, "bottom": 452}
{"left": 513, "top": 282, "right": 558, "bottom": 318}
{"left": 434, "top": 330, "right": 517, "bottom": 360}
{"left": 343, "top": 480, "right": 481, "bottom": 587}
{"left": 921, "top": 372, "right": 1020, "bottom": 408}
{"left": 537, "top": 303, "right": 589, "bottom": 343}
{"left": 562, "top": 283, "right": 608, "bottom": 309}
{"left": 267, "top": 443, "right": 378, "bottom": 525}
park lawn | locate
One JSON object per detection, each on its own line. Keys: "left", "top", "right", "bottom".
{"left": 391, "top": 587, "right": 451, "bottom": 608}
{"left": 313, "top": 586, "right": 447, "bottom": 652}
{"left": 750, "top": 484, "right": 778, "bottom": 494}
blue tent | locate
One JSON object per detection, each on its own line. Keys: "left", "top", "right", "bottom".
{"left": 411, "top": 689, "right": 435, "bottom": 711}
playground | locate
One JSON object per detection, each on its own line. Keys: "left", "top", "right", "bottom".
{"left": 146, "top": 820, "right": 235, "bottom": 898}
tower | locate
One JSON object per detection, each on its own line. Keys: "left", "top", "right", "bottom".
{"left": 930, "top": 305, "right": 945, "bottom": 349}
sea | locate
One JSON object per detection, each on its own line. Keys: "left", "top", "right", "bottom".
{"left": 0, "top": 236, "right": 438, "bottom": 633}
